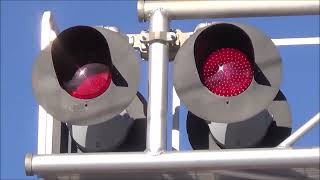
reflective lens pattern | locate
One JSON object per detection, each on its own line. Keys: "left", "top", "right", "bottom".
{"left": 65, "top": 63, "right": 112, "bottom": 99}
{"left": 201, "top": 48, "right": 253, "bottom": 97}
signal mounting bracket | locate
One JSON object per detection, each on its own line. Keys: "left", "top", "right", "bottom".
{"left": 128, "top": 29, "right": 191, "bottom": 60}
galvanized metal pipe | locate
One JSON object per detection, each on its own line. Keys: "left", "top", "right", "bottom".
{"left": 278, "top": 113, "right": 320, "bottom": 148}
{"left": 172, "top": 87, "right": 180, "bottom": 151}
{"left": 146, "top": 9, "right": 169, "bottom": 154}
{"left": 138, "top": 0, "right": 320, "bottom": 21}
{"left": 25, "top": 148, "right": 320, "bottom": 176}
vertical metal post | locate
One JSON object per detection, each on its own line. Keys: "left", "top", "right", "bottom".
{"left": 172, "top": 87, "right": 180, "bottom": 151}
{"left": 39, "top": 11, "right": 59, "bottom": 155}
{"left": 146, "top": 9, "right": 169, "bottom": 154}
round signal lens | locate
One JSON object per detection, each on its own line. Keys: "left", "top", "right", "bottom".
{"left": 201, "top": 48, "right": 253, "bottom": 97}
{"left": 65, "top": 63, "right": 112, "bottom": 99}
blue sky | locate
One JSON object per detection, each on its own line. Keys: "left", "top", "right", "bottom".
{"left": 1, "top": 1, "right": 319, "bottom": 179}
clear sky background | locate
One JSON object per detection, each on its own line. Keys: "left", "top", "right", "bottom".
{"left": 1, "top": 1, "right": 319, "bottom": 180}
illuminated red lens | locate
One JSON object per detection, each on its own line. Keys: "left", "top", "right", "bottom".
{"left": 201, "top": 48, "right": 253, "bottom": 97}
{"left": 65, "top": 63, "right": 112, "bottom": 99}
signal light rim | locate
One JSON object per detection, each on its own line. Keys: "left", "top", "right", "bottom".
{"left": 32, "top": 26, "right": 140, "bottom": 126}
{"left": 173, "top": 22, "right": 282, "bottom": 123}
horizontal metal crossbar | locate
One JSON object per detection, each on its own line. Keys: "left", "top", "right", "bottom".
{"left": 138, "top": 0, "right": 320, "bottom": 21}
{"left": 25, "top": 148, "right": 319, "bottom": 177}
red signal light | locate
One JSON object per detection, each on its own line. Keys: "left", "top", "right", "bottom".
{"left": 33, "top": 26, "right": 140, "bottom": 125}
{"left": 174, "top": 23, "right": 283, "bottom": 124}
{"left": 65, "top": 63, "right": 112, "bottom": 99}
{"left": 201, "top": 48, "right": 253, "bottom": 97}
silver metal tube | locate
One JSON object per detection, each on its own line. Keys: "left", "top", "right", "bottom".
{"left": 146, "top": 9, "right": 169, "bottom": 154}
{"left": 172, "top": 87, "right": 180, "bottom": 151}
{"left": 278, "top": 113, "right": 320, "bottom": 148}
{"left": 138, "top": 0, "right": 320, "bottom": 21}
{"left": 25, "top": 148, "right": 319, "bottom": 176}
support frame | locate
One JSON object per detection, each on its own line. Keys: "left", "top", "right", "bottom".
{"left": 29, "top": 1, "right": 320, "bottom": 179}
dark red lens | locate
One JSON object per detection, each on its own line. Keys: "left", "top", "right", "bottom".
{"left": 201, "top": 48, "right": 253, "bottom": 97}
{"left": 65, "top": 63, "right": 112, "bottom": 99}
